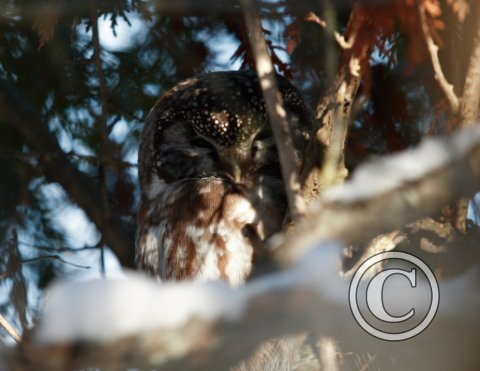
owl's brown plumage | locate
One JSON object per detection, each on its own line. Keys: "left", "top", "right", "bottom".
{"left": 136, "top": 70, "right": 312, "bottom": 285}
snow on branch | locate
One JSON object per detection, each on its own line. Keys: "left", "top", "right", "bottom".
{"left": 9, "top": 242, "right": 480, "bottom": 370}
{"left": 272, "top": 124, "right": 480, "bottom": 266}
{"left": 13, "top": 244, "right": 343, "bottom": 370}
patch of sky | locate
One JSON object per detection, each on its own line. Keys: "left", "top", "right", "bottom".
{"left": 39, "top": 184, "right": 100, "bottom": 250}
{"left": 110, "top": 119, "right": 130, "bottom": 143}
{"left": 98, "top": 11, "right": 149, "bottom": 52}
{"left": 198, "top": 29, "right": 241, "bottom": 71}
{"left": 36, "top": 183, "right": 123, "bottom": 281}
{"left": 468, "top": 193, "right": 480, "bottom": 225}
{"left": 143, "top": 83, "right": 161, "bottom": 97}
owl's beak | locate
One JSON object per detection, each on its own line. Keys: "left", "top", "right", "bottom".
{"left": 233, "top": 164, "right": 242, "bottom": 182}
{"left": 219, "top": 147, "right": 249, "bottom": 183}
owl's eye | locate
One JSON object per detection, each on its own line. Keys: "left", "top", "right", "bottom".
{"left": 190, "top": 137, "right": 214, "bottom": 150}
{"left": 256, "top": 128, "right": 271, "bottom": 140}
{"left": 251, "top": 142, "right": 259, "bottom": 159}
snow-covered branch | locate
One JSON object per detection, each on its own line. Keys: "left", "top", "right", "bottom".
{"left": 9, "top": 243, "right": 480, "bottom": 370}
{"left": 273, "top": 124, "right": 480, "bottom": 266}
{"left": 11, "top": 244, "right": 344, "bottom": 370}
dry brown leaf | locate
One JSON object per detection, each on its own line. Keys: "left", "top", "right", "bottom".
{"left": 349, "top": 57, "right": 361, "bottom": 77}
{"left": 285, "top": 12, "right": 326, "bottom": 55}
{"left": 304, "top": 12, "right": 326, "bottom": 28}
{"left": 423, "top": 0, "right": 442, "bottom": 17}
{"left": 32, "top": 14, "right": 58, "bottom": 50}
{"left": 285, "top": 23, "right": 300, "bottom": 54}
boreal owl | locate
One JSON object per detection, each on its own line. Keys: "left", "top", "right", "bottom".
{"left": 136, "top": 71, "right": 312, "bottom": 286}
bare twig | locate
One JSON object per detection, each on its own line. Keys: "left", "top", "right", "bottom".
{"left": 66, "top": 152, "right": 137, "bottom": 168}
{"left": 240, "top": 0, "right": 305, "bottom": 219}
{"left": 419, "top": 3, "right": 460, "bottom": 114}
{"left": 18, "top": 241, "right": 100, "bottom": 253}
{"left": 334, "top": 31, "right": 355, "bottom": 49}
{"left": 0, "top": 314, "right": 21, "bottom": 343}
{"left": 108, "top": 101, "right": 143, "bottom": 123}
{"left": 302, "top": 11, "right": 353, "bottom": 51}
{"left": 6, "top": 228, "right": 28, "bottom": 332}
{"left": 90, "top": 9, "right": 110, "bottom": 135}
{"left": 0, "top": 150, "right": 137, "bottom": 168}
{"left": 22, "top": 255, "right": 91, "bottom": 269}
{"left": 322, "top": 3, "right": 340, "bottom": 83}
{"left": 90, "top": 5, "right": 112, "bottom": 242}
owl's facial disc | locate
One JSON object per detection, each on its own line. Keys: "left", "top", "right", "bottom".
{"left": 190, "top": 113, "right": 264, "bottom": 181}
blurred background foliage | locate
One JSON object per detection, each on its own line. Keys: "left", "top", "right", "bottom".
{"left": 0, "top": 0, "right": 477, "bottom": 340}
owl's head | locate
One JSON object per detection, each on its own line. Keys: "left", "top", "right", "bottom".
{"left": 190, "top": 110, "right": 275, "bottom": 182}
{"left": 139, "top": 70, "right": 311, "bottom": 188}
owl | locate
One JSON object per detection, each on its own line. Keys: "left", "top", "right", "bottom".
{"left": 136, "top": 70, "right": 313, "bottom": 286}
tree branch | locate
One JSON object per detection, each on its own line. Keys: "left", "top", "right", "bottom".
{"left": 90, "top": 8, "right": 110, "bottom": 138}
{"left": 451, "top": 6, "right": 480, "bottom": 232}
{"left": 240, "top": 0, "right": 306, "bottom": 219}
{"left": 90, "top": 6, "right": 114, "bottom": 273}
{"left": 301, "top": 5, "right": 373, "bottom": 204}
{"left": 9, "top": 244, "right": 480, "bottom": 370}
{"left": 0, "top": 150, "right": 137, "bottom": 169}
{"left": 22, "top": 255, "right": 91, "bottom": 269}
{"left": 318, "top": 82, "right": 351, "bottom": 189}
{"left": 419, "top": 2, "right": 460, "bottom": 114}
{"left": 0, "top": 314, "right": 21, "bottom": 343}
{"left": 0, "top": 82, "right": 136, "bottom": 268}
{"left": 272, "top": 124, "right": 480, "bottom": 266}
{"left": 459, "top": 6, "right": 480, "bottom": 125}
